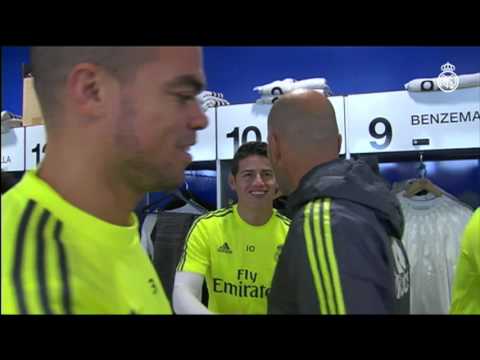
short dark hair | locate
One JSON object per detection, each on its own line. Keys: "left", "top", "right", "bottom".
{"left": 231, "top": 141, "right": 268, "bottom": 176}
{"left": 30, "top": 46, "right": 156, "bottom": 121}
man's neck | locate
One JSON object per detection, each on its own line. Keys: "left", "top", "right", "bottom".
{"left": 38, "top": 153, "right": 141, "bottom": 227}
{"left": 237, "top": 203, "right": 273, "bottom": 226}
{"left": 290, "top": 156, "right": 338, "bottom": 193}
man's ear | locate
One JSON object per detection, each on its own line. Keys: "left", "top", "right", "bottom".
{"left": 66, "top": 63, "right": 110, "bottom": 118}
{"left": 228, "top": 174, "right": 236, "bottom": 192}
{"left": 268, "top": 132, "right": 281, "bottom": 164}
{"left": 274, "top": 184, "right": 280, "bottom": 196}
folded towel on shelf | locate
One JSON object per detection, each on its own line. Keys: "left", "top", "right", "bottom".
{"left": 292, "top": 78, "right": 328, "bottom": 91}
{"left": 404, "top": 72, "right": 480, "bottom": 92}
{"left": 253, "top": 77, "right": 330, "bottom": 97}
{"left": 253, "top": 78, "right": 297, "bottom": 96}
{"left": 457, "top": 73, "right": 480, "bottom": 88}
{"left": 255, "top": 88, "right": 332, "bottom": 104}
{"left": 255, "top": 95, "right": 282, "bottom": 105}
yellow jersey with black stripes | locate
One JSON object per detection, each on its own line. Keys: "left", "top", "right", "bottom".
{"left": 1, "top": 171, "right": 172, "bottom": 315}
{"left": 177, "top": 204, "right": 290, "bottom": 314}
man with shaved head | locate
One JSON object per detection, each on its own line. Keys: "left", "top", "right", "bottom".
{"left": 2, "top": 47, "right": 208, "bottom": 314}
{"left": 267, "top": 90, "right": 410, "bottom": 314}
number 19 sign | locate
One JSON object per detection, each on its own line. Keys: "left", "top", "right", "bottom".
{"left": 25, "top": 125, "right": 47, "bottom": 170}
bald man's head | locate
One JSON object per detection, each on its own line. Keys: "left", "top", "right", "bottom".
{"left": 266, "top": 90, "right": 342, "bottom": 195}
{"left": 268, "top": 90, "right": 339, "bottom": 154}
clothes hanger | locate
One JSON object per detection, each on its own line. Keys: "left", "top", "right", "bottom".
{"left": 404, "top": 178, "right": 443, "bottom": 198}
{"left": 171, "top": 186, "right": 208, "bottom": 214}
{"left": 142, "top": 193, "right": 179, "bottom": 215}
{"left": 404, "top": 153, "right": 443, "bottom": 198}
{"left": 141, "top": 179, "right": 210, "bottom": 216}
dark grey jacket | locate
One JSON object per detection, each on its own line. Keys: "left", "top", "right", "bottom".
{"left": 268, "top": 159, "right": 410, "bottom": 314}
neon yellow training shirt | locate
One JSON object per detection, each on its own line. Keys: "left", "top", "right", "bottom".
{"left": 1, "top": 171, "right": 171, "bottom": 315}
{"left": 177, "top": 204, "right": 290, "bottom": 314}
{"left": 450, "top": 208, "right": 480, "bottom": 315}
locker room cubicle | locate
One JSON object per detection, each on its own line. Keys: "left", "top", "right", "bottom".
{"left": 201, "top": 47, "right": 479, "bottom": 210}
{"left": 2, "top": 46, "right": 480, "bottom": 214}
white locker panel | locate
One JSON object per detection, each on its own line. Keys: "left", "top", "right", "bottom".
{"left": 346, "top": 87, "right": 480, "bottom": 154}
{"left": 1, "top": 127, "right": 25, "bottom": 172}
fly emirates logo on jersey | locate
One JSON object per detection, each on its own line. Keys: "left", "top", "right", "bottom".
{"left": 213, "top": 269, "right": 270, "bottom": 299}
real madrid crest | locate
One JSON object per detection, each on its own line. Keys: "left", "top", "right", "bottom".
{"left": 437, "top": 62, "right": 459, "bottom": 93}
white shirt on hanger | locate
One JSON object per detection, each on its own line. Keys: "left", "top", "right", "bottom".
{"left": 396, "top": 192, "right": 472, "bottom": 314}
